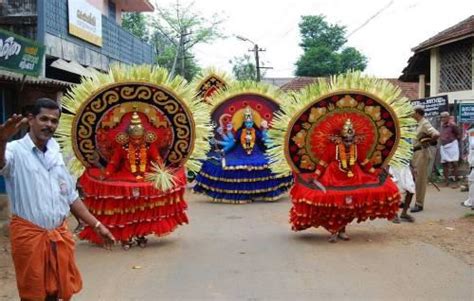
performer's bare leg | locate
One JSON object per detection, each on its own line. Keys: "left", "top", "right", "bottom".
{"left": 338, "top": 227, "right": 350, "bottom": 241}
{"left": 136, "top": 236, "right": 148, "bottom": 248}
{"left": 399, "top": 192, "right": 415, "bottom": 222}
{"left": 328, "top": 232, "right": 338, "bottom": 243}
{"left": 122, "top": 238, "right": 134, "bottom": 250}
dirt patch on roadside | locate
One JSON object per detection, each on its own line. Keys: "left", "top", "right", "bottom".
{"left": 0, "top": 232, "right": 16, "bottom": 301}
{"left": 391, "top": 213, "right": 474, "bottom": 265}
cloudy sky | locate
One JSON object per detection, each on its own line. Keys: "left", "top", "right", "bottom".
{"left": 153, "top": 0, "right": 473, "bottom": 79}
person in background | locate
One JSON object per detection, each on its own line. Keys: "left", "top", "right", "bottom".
{"left": 411, "top": 106, "right": 440, "bottom": 213}
{"left": 390, "top": 164, "right": 416, "bottom": 223}
{"left": 0, "top": 98, "right": 115, "bottom": 300}
{"left": 461, "top": 128, "right": 474, "bottom": 210}
{"left": 439, "top": 111, "right": 461, "bottom": 188}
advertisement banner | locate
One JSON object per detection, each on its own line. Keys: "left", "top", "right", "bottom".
{"left": 0, "top": 29, "right": 45, "bottom": 77}
{"left": 411, "top": 95, "right": 448, "bottom": 118}
{"left": 68, "top": 0, "right": 103, "bottom": 47}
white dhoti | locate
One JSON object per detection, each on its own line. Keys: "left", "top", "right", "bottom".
{"left": 440, "top": 140, "right": 459, "bottom": 163}
{"left": 389, "top": 166, "right": 415, "bottom": 194}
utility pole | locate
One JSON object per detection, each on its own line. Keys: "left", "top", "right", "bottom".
{"left": 237, "top": 35, "right": 272, "bottom": 82}
{"left": 250, "top": 44, "right": 264, "bottom": 82}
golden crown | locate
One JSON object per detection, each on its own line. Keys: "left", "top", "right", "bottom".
{"left": 127, "top": 111, "right": 145, "bottom": 137}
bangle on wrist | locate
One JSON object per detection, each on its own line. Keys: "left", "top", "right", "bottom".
{"left": 94, "top": 221, "right": 102, "bottom": 229}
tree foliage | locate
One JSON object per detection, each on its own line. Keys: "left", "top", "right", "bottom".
{"left": 150, "top": 1, "right": 224, "bottom": 80}
{"left": 295, "top": 15, "right": 367, "bottom": 77}
{"left": 122, "top": 12, "right": 149, "bottom": 42}
{"left": 230, "top": 55, "right": 257, "bottom": 81}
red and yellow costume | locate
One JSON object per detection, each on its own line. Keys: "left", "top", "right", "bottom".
{"left": 57, "top": 65, "right": 211, "bottom": 248}
{"left": 78, "top": 110, "right": 188, "bottom": 245}
{"left": 267, "top": 72, "right": 416, "bottom": 238}
{"left": 290, "top": 118, "right": 400, "bottom": 234}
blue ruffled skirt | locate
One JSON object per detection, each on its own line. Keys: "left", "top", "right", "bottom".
{"left": 194, "top": 150, "right": 293, "bottom": 203}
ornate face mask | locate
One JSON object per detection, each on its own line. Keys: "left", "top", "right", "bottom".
{"left": 244, "top": 106, "right": 254, "bottom": 129}
{"left": 340, "top": 119, "right": 355, "bottom": 142}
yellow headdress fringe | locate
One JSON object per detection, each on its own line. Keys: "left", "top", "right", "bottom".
{"left": 56, "top": 64, "right": 212, "bottom": 191}
{"left": 266, "top": 71, "right": 416, "bottom": 176}
{"left": 206, "top": 80, "right": 288, "bottom": 109}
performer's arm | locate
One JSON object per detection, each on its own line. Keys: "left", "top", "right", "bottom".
{"left": 149, "top": 143, "right": 164, "bottom": 167}
{"left": 218, "top": 130, "right": 236, "bottom": 153}
{"left": 104, "top": 148, "right": 122, "bottom": 177}
{"left": 313, "top": 159, "right": 328, "bottom": 179}
{"left": 360, "top": 158, "right": 376, "bottom": 174}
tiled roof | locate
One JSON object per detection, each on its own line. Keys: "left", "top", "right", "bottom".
{"left": 0, "top": 69, "right": 72, "bottom": 87}
{"left": 413, "top": 15, "right": 474, "bottom": 52}
{"left": 384, "top": 79, "right": 419, "bottom": 100}
{"left": 280, "top": 77, "right": 419, "bottom": 100}
{"left": 280, "top": 77, "right": 321, "bottom": 91}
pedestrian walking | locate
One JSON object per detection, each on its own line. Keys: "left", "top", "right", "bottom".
{"left": 390, "top": 165, "right": 416, "bottom": 223}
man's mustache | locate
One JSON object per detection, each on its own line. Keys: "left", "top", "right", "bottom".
{"left": 41, "top": 128, "right": 54, "bottom": 134}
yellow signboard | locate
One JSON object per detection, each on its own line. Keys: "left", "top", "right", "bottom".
{"left": 68, "top": 0, "right": 102, "bottom": 47}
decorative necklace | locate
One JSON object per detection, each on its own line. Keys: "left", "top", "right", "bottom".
{"left": 128, "top": 143, "right": 147, "bottom": 174}
{"left": 336, "top": 143, "right": 356, "bottom": 177}
{"left": 240, "top": 128, "right": 256, "bottom": 155}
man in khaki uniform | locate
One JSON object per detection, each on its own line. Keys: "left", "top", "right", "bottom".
{"left": 411, "top": 106, "right": 440, "bottom": 212}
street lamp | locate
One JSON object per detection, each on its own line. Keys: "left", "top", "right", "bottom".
{"left": 236, "top": 35, "right": 261, "bottom": 82}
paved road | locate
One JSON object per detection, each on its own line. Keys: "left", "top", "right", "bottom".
{"left": 74, "top": 186, "right": 473, "bottom": 301}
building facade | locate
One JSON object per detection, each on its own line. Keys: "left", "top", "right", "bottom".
{"left": 0, "top": 0, "right": 155, "bottom": 192}
{"left": 400, "top": 15, "right": 474, "bottom": 104}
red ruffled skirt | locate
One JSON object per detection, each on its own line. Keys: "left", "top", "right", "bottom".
{"left": 290, "top": 172, "right": 400, "bottom": 234}
{"left": 78, "top": 168, "right": 188, "bottom": 244}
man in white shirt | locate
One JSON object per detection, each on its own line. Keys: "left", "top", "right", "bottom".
{"left": 0, "top": 98, "right": 115, "bottom": 300}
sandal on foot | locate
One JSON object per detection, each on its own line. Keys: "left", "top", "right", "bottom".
{"left": 121, "top": 240, "right": 134, "bottom": 250}
{"left": 400, "top": 214, "right": 415, "bottom": 222}
{"left": 328, "top": 234, "right": 338, "bottom": 243}
{"left": 136, "top": 237, "right": 148, "bottom": 248}
{"left": 338, "top": 232, "right": 350, "bottom": 241}
{"left": 392, "top": 215, "right": 401, "bottom": 224}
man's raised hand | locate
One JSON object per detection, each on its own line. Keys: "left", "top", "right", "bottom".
{"left": 0, "top": 114, "right": 28, "bottom": 141}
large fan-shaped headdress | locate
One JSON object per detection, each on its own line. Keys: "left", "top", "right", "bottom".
{"left": 267, "top": 72, "right": 416, "bottom": 176}
{"left": 191, "top": 68, "right": 232, "bottom": 103}
{"left": 56, "top": 64, "right": 212, "bottom": 189}
{"left": 206, "top": 80, "right": 289, "bottom": 135}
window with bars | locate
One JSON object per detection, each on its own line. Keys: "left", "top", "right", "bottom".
{"left": 439, "top": 40, "right": 472, "bottom": 92}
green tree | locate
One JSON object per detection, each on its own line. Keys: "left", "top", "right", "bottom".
{"left": 122, "top": 12, "right": 149, "bottom": 42}
{"left": 150, "top": 1, "right": 224, "bottom": 80}
{"left": 230, "top": 55, "right": 257, "bottom": 81}
{"left": 295, "top": 15, "right": 367, "bottom": 77}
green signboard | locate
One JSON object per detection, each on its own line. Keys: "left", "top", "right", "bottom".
{"left": 0, "top": 28, "right": 45, "bottom": 77}
{"left": 458, "top": 103, "right": 474, "bottom": 123}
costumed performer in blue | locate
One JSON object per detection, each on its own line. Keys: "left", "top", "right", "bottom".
{"left": 193, "top": 81, "right": 293, "bottom": 203}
